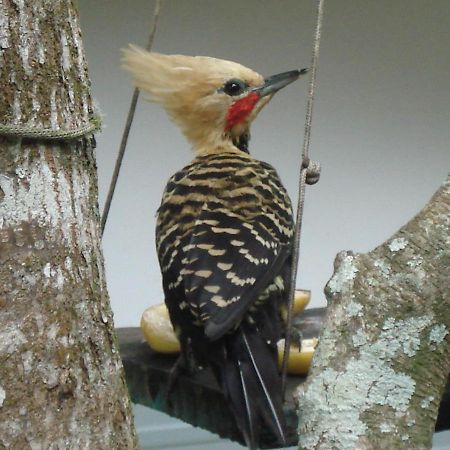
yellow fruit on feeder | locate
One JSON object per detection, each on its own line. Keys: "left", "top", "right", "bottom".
{"left": 277, "top": 338, "right": 318, "bottom": 375}
{"left": 281, "top": 289, "right": 311, "bottom": 322}
{"left": 140, "top": 304, "right": 180, "bottom": 353}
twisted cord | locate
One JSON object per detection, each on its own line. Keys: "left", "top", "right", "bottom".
{"left": 0, "top": 116, "right": 101, "bottom": 140}
{"left": 101, "top": 0, "right": 162, "bottom": 235}
{"left": 281, "top": 0, "right": 325, "bottom": 397}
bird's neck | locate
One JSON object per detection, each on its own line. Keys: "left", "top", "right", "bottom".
{"left": 232, "top": 132, "right": 250, "bottom": 153}
{"left": 192, "top": 129, "right": 251, "bottom": 156}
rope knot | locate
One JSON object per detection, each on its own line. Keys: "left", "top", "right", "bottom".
{"left": 302, "top": 157, "right": 321, "bottom": 185}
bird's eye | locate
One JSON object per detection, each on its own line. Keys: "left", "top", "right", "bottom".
{"left": 221, "top": 79, "right": 247, "bottom": 96}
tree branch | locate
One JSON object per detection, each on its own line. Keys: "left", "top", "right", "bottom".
{"left": 297, "top": 174, "right": 450, "bottom": 449}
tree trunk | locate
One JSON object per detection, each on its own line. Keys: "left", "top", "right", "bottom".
{"left": 297, "top": 175, "right": 450, "bottom": 449}
{"left": 0, "top": 1, "right": 137, "bottom": 448}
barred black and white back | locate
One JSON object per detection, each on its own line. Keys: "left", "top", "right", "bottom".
{"left": 156, "top": 151, "right": 293, "bottom": 448}
{"left": 157, "top": 151, "right": 292, "bottom": 335}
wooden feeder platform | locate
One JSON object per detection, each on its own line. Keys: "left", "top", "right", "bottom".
{"left": 117, "top": 308, "right": 450, "bottom": 448}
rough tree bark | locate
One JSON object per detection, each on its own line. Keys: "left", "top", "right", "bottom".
{"left": 0, "top": 1, "right": 137, "bottom": 448}
{"left": 297, "top": 174, "right": 450, "bottom": 450}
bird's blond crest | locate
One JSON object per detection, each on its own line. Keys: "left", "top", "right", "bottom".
{"left": 122, "top": 46, "right": 266, "bottom": 153}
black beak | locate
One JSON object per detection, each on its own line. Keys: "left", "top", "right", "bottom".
{"left": 255, "top": 68, "right": 308, "bottom": 97}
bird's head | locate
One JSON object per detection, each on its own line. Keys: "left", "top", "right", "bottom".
{"left": 122, "top": 46, "right": 307, "bottom": 154}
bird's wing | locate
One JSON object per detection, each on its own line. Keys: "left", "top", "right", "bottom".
{"left": 182, "top": 204, "right": 291, "bottom": 341}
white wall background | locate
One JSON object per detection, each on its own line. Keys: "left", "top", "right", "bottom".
{"left": 78, "top": 0, "right": 450, "bottom": 328}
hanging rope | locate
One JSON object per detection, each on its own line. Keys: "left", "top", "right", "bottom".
{"left": 101, "top": 0, "right": 162, "bottom": 235}
{"left": 281, "top": 0, "right": 325, "bottom": 397}
{"left": 0, "top": 116, "right": 101, "bottom": 140}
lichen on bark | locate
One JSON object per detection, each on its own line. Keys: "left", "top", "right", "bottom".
{"left": 0, "top": 1, "right": 137, "bottom": 448}
{"left": 297, "top": 175, "right": 450, "bottom": 450}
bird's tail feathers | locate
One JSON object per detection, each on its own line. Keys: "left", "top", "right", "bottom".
{"left": 221, "top": 326, "right": 286, "bottom": 449}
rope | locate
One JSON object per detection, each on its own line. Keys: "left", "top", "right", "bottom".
{"left": 0, "top": 116, "right": 101, "bottom": 140}
{"left": 281, "top": 0, "right": 324, "bottom": 398}
{"left": 100, "top": 0, "right": 162, "bottom": 235}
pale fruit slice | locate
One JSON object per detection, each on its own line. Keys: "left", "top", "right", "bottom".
{"left": 281, "top": 289, "right": 311, "bottom": 322}
{"left": 277, "top": 338, "right": 318, "bottom": 375}
{"left": 140, "top": 304, "right": 180, "bottom": 354}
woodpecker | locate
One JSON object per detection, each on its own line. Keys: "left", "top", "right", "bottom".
{"left": 123, "top": 46, "right": 307, "bottom": 449}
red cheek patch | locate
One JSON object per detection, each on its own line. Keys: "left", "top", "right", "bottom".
{"left": 225, "top": 92, "right": 260, "bottom": 132}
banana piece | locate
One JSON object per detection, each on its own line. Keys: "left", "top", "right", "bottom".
{"left": 281, "top": 289, "right": 311, "bottom": 322}
{"left": 277, "top": 338, "right": 318, "bottom": 375}
{"left": 141, "top": 304, "right": 180, "bottom": 353}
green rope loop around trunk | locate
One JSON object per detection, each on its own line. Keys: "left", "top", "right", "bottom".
{"left": 0, "top": 115, "right": 101, "bottom": 140}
